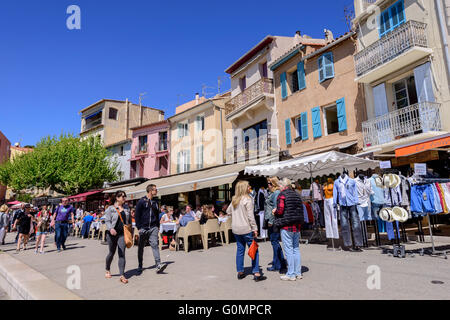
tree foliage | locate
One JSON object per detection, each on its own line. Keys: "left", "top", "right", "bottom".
{"left": 0, "top": 134, "right": 119, "bottom": 195}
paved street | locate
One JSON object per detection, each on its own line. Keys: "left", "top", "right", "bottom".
{"left": 1, "top": 232, "right": 450, "bottom": 300}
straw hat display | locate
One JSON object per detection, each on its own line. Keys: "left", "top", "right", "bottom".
{"left": 379, "top": 207, "right": 395, "bottom": 222}
{"left": 382, "top": 174, "right": 401, "bottom": 189}
{"left": 391, "top": 206, "right": 409, "bottom": 223}
{"left": 374, "top": 176, "right": 384, "bottom": 188}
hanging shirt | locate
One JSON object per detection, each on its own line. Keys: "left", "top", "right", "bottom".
{"left": 310, "top": 182, "right": 323, "bottom": 201}
{"left": 430, "top": 184, "right": 443, "bottom": 214}
{"left": 333, "top": 175, "right": 359, "bottom": 207}
{"left": 399, "top": 175, "right": 410, "bottom": 207}
{"left": 369, "top": 174, "right": 385, "bottom": 205}
{"left": 384, "top": 185, "right": 402, "bottom": 207}
{"left": 355, "top": 177, "right": 373, "bottom": 207}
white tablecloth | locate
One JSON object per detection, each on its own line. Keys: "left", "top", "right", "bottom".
{"left": 160, "top": 222, "right": 177, "bottom": 234}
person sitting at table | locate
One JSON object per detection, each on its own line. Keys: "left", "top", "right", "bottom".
{"left": 179, "top": 205, "right": 198, "bottom": 227}
{"left": 160, "top": 206, "right": 178, "bottom": 224}
{"left": 81, "top": 212, "right": 94, "bottom": 239}
{"left": 199, "top": 205, "right": 216, "bottom": 225}
{"left": 218, "top": 210, "right": 229, "bottom": 225}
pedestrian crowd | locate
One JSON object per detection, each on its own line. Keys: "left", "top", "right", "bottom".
{"left": 0, "top": 175, "right": 305, "bottom": 284}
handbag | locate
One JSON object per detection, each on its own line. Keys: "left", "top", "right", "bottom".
{"left": 115, "top": 208, "right": 133, "bottom": 249}
{"left": 247, "top": 239, "right": 258, "bottom": 260}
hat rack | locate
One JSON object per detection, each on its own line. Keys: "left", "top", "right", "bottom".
{"left": 410, "top": 177, "right": 450, "bottom": 259}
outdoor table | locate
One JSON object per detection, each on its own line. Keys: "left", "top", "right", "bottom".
{"left": 160, "top": 222, "right": 177, "bottom": 234}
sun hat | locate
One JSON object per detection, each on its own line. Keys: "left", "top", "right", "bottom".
{"left": 389, "top": 174, "right": 401, "bottom": 188}
{"left": 379, "top": 207, "right": 394, "bottom": 222}
{"left": 392, "top": 206, "right": 408, "bottom": 223}
{"left": 374, "top": 176, "right": 383, "bottom": 188}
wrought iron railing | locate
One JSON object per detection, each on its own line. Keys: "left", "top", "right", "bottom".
{"left": 225, "top": 78, "right": 274, "bottom": 116}
{"left": 354, "top": 20, "right": 428, "bottom": 78}
{"left": 362, "top": 102, "right": 442, "bottom": 148}
{"left": 135, "top": 143, "right": 148, "bottom": 155}
{"left": 226, "top": 134, "right": 276, "bottom": 162}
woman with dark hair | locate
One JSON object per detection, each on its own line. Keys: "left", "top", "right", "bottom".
{"left": 104, "top": 190, "right": 132, "bottom": 284}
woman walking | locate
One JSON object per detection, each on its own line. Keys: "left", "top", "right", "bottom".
{"left": 227, "top": 180, "right": 266, "bottom": 282}
{"left": 13, "top": 204, "right": 33, "bottom": 252}
{"left": 0, "top": 205, "right": 10, "bottom": 245}
{"left": 35, "top": 208, "right": 50, "bottom": 253}
{"left": 264, "top": 177, "right": 287, "bottom": 272}
{"left": 104, "top": 190, "right": 132, "bottom": 284}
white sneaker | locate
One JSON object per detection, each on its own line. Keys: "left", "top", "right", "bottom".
{"left": 296, "top": 275, "right": 303, "bottom": 280}
{"left": 280, "top": 275, "right": 296, "bottom": 281}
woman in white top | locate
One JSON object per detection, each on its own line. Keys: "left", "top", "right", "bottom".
{"left": 227, "top": 180, "right": 266, "bottom": 282}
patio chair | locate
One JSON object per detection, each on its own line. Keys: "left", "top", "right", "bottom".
{"left": 175, "top": 220, "right": 202, "bottom": 253}
{"left": 98, "top": 223, "right": 107, "bottom": 241}
{"left": 89, "top": 225, "right": 96, "bottom": 239}
{"left": 219, "top": 217, "right": 232, "bottom": 245}
{"left": 201, "top": 219, "right": 220, "bottom": 250}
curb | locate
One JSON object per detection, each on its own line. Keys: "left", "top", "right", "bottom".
{"left": 0, "top": 251, "right": 83, "bottom": 300}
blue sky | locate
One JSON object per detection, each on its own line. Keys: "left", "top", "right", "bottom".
{"left": 0, "top": 0, "right": 353, "bottom": 146}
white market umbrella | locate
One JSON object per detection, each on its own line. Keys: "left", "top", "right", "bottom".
{"left": 245, "top": 151, "right": 380, "bottom": 181}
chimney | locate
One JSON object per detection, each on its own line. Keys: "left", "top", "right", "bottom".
{"left": 195, "top": 93, "right": 200, "bottom": 105}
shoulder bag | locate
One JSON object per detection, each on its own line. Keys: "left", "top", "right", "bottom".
{"left": 116, "top": 208, "right": 133, "bottom": 249}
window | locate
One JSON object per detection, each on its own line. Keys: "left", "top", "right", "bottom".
{"left": 393, "top": 76, "right": 417, "bottom": 109}
{"left": 280, "top": 72, "right": 287, "bottom": 99}
{"left": 260, "top": 62, "right": 268, "bottom": 78}
{"left": 379, "top": 0, "right": 405, "bottom": 37}
{"left": 138, "top": 135, "right": 148, "bottom": 153}
{"left": 318, "top": 52, "right": 334, "bottom": 83}
{"left": 294, "top": 112, "right": 308, "bottom": 141}
{"left": 119, "top": 145, "right": 124, "bottom": 156}
{"left": 239, "top": 77, "right": 246, "bottom": 92}
{"left": 291, "top": 70, "right": 299, "bottom": 93}
{"left": 196, "top": 115, "right": 205, "bottom": 132}
{"left": 84, "top": 111, "right": 102, "bottom": 130}
{"left": 177, "top": 122, "right": 188, "bottom": 138}
{"left": 159, "top": 132, "right": 168, "bottom": 151}
{"left": 177, "top": 150, "right": 190, "bottom": 173}
{"left": 324, "top": 105, "right": 339, "bottom": 135}
{"left": 196, "top": 145, "right": 204, "bottom": 169}
{"left": 109, "top": 108, "right": 118, "bottom": 120}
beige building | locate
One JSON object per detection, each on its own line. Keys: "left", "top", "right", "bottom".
{"left": 169, "top": 93, "right": 231, "bottom": 174}
{"left": 353, "top": 0, "right": 450, "bottom": 160}
{"left": 224, "top": 33, "right": 327, "bottom": 163}
{"left": 271, "top": 31, "right": 366, "bottom": 157}
{"left": 79, "top": 99, "right": 164, "bottom": 181}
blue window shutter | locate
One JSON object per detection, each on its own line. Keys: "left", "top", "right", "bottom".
{"left": 311, "top": 107, "right": 322, "bottom": 138}
{"left": 336, "top": 97, "right": 347, "bottom": 132}
{"left": 301, "top": 112, "right": 308, "bottom": 140}
{"left": 281, "top": 72, "right": 287, "bottom": 99}
{"left": 297, "top": 61, "right": 306, "bottom": 90}
{"left": 318, "top": 56, "right": 324, "bottom": 83}
{"left": 324, "top": 52, "right": 334, "bottom": 80}
{"left": 285, "top": 119, "right": 291, "bottom": 145}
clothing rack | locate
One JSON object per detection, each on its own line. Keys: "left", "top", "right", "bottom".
{"left": 412, "top": 177, "right": 450, "bottom": 259}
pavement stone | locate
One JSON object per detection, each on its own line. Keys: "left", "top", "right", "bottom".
{"left": 1, "top": 232, "right": 450, "bottom": 300}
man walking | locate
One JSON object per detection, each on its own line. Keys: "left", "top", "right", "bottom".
{"left": 135, "top": 184, "right": 166, "bottom": 274}
{"left": 50, "top": 198, "right": 75, "bottom": 252}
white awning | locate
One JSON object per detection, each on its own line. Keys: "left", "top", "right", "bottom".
{"left": 127, "top": 163, "right": 247, "bottom": 200}
{"left": 244, "top": 151, "right": 380, "bottom": 180}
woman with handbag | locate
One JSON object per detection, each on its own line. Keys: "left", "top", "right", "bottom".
{"left": 104, "top": 190, "right": 132, "bottom": 284}
{"left": 264, "top": 177, "right": 287, "bottom": 272}
{"left": 226, "top": 180, "right": 266, "bottom": 282}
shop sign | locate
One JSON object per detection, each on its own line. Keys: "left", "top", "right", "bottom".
{"left": 380, "top": 160, "right": 391, "bottom": 169}
{"left": 414, "top": 163, "right": 427, "bottom": 176}
{"left": 395, "top": 135, "right": 450, "bottom": 157}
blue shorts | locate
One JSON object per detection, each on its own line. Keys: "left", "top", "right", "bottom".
{"left": 36, "top": 231, "right": 48, "bottom": 236}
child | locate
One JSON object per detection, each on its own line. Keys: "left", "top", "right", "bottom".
{"left": 35, "top": 209, "right": 50, "bottom": 254}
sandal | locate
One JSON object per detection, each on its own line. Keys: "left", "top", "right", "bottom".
{"left": 119, "top": 276, "right": 128, "bottom": 284}
{"left": 105, "top": 271, "right": 112, "bottom": 279}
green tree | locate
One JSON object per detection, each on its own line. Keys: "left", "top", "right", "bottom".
{"left": 0, "top": 134, "right": 119, "bottom": 195}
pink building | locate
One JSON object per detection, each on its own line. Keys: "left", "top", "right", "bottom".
{"left": 130, "top": 120, "right": 170, "bottom": 179}
{"left": 0, "top": 131, "right": 11, "bottom": 202}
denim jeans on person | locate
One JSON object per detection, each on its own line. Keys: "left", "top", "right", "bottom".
{"left": 268, "top": 226, "right": 285, "bottom": 270}
{"left": 280, "top": 229, "right": 301, "bottom": 279}
{"left": 55, "top": 222, "right": 69, "bottom": 250}
{"left": 339, "top": 205, "right": 363, "bottom": 247}
{"left": 233, "top": 232, "right": 259, "bottom": 274}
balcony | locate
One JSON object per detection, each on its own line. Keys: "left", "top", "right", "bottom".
{"left": 354, "top": 21, "right": 432, "bottom": 83}
{"left": 362, "top": 102, "right": 442, "bottom": 148}
{"left": 82, "top": 118, "right": 103, "bottom": 133}
{"left": 225, "top": 78, "right": 274, "bottom": 120}
{"left": 226, "top": 134, "right": 277, "bottom": 163}
{"left": 134, "top": 143, "right": 148, "bottom": 156}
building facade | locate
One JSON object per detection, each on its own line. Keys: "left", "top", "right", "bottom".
{"left": 0, "top": 131, "right": 11, "bottom": 203}
{"left": 130, "top": 120, "right": 170, "bottom": 179}
{"left": 271, "top": 31, "right": 366, "bottom": 157}
{"left": 169, "top": 93, "right": 231, "bottom": 174}
{"left": 224, "top": 34, "right": 327, "bottom": 163}
{"left": 353, "top": 0, "right": 450, "bottom": 160}
{"left": 79, "top": 99, "right": 165, "bottom": 181}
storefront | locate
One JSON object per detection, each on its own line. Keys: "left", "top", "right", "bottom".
{"left": 68, "top": 190, "right": 105, "bottom": 212}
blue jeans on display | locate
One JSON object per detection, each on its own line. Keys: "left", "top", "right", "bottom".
{"left": 340, "top": 205, "right": 363, "bottom": 247}
{"left": 280, "top": 229, "right": 301, "bottom": 278}
{"left": 386, "top": 221, "right": 401, "bottom": 240}
{"left": 371, "top": 203, "right": 386, "bottom": 233}
{"left": 55, "top": 222, "right": 69, "bottom": 250}
{"left": 234, "top": 232, "right": 259, "bottom": 274}
{"left": 268, "top": 226, "right": 286, "bottom": 270}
